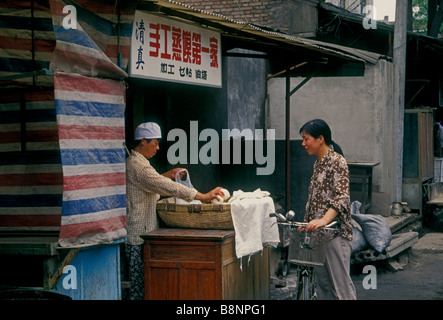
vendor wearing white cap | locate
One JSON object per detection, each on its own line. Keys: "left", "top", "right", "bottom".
{"left": 125, "top": 122, "right": 224, "bottom": 300}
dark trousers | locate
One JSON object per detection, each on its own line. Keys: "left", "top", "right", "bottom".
{"left": 125, "top": 244, "right": 145, "bottom": 300}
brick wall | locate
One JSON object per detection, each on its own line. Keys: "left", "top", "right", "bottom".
{"left": 174, "top": 0, "right": 303, "bottom": 34}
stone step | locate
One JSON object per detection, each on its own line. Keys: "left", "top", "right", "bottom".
{"left": 351, "top": 231, "right": 419, "bottom": 264}
{"left": 383, "top": 213, "right": 418, "bottom": 233}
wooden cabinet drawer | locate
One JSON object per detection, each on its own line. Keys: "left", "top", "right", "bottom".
{"left": 142, "top": 228, "right": 269, "bottom": 300}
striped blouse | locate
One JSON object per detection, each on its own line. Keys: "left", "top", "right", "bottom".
{"left": 126, "top": 150, "right": 197, "bottom": 245}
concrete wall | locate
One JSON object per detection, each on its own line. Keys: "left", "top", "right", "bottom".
{"left": 267, "top": 59, "right": 398, "bottom": 202}
{"left": 226, "top": 49, "right": 267, "bottom": 131}
{"left": 325, "top": 0, "right": 364, "bottom": 14}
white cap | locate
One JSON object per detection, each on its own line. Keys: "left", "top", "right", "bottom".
{"left": 135, "top": 122, "right": 162, "bottom": 140}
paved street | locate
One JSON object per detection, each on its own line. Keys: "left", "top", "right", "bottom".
{"left": 351, "top": 232, "right": 443, "bottom": 300}
{"left": 271, "top": 231, "right": 443, "bottom": 300}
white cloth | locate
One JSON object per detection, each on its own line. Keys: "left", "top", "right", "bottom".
{"left": 228, "top": 189, "right": 280, "bottom": 260}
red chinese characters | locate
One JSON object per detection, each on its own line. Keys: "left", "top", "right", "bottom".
{"left": 149, "top": 23, "right": 160, "bottom": 58}
{"left": 172, "top": 27, "right": 182, "bottom": 62}
{"left": 192, "top": 33, "right": 201, "bottom": 65}
{"left": 147, "top": 22, "right": 218, "bottom": 69}
{"left": 209, "top": 37, "right": 218, "bottom": 68}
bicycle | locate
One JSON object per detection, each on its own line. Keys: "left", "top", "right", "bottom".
{"left": 270, "top": 211, "right": 338, "bottom": 300}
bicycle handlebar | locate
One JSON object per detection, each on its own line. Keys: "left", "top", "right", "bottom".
{"left": 287, "top": 221, "right": 338, "bottom": 229}
{"left": 269, "top": 212, "right": 338, "bottom": 230}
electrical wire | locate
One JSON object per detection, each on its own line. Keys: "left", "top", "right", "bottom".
{"left": 235, "top": 0, "right": 250, "bottom": 24}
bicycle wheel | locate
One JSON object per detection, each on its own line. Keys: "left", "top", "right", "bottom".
{"left": 302, "top": 274, "right": 310, "bottom": 300}
{"left": 309, "top": 269, "right": 318, "bottom": 300}
{"left": 295, "top": 268, "right": 310, "bottom": 300}
{"left": 295, "top": 272, "right": 304, "bottom": 300}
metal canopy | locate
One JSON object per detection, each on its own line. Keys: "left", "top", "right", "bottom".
{"left": 136, "top": 0, "right": 372, "bottom": 77}
{"left": 136, "top": 0, "right": 374, "bottom": 212}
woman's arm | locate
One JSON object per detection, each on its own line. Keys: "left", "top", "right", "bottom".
{"left": 194, "top": 187, "right": 224, "bottom": 202}
{"left": 305, "top": 207, "right": 338, "bottom": 231}
{"left": 135, "top": 162, "right": 223, "bottom": 202}
{"left": 161, "top": 168, "right": 186, "bottom": 179}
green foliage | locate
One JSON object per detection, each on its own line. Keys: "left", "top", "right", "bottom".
{"left": 412, "top": 0, "right": 443, "bottom": 36}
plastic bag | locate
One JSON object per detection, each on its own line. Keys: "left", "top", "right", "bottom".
{"left": 351, "top": 201, "right": 362, "bottom": 215}
{"left": 174, "top": 169, "right": 201, "bottom": 204}
{"left": 351, "top": 213, "right": 392, "bottom": 253}
{"left": 351, "top": 227, "right": 369, "bottom": 253}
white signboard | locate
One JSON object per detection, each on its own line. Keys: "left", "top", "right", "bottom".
{"left": 130, "top": 11, "right": 222, "bottom": 87}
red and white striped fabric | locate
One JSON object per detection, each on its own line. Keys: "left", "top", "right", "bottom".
{"left": 55, "top": 72, "right": 127, "bottom": 247}
{"left": 49, "top": 0, "right": 130, "bottom": 246}
{"left": 0, "top": 0, "right": 55, "bottom": 88}
{"left": 0, "top": 89, "right": 63, "bottom": 234}
{"left": 0, "top": 0, "right": 134, "bottom": 244}
{"left": 49, "top": 0, "right": 129, "bottom": 79}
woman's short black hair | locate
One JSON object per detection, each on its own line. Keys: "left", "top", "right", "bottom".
{"left": 299, "top": 119, "right": 344, "bottom": 156}
{"left": 299, "top": 119, "right": 332, "bottom": 145}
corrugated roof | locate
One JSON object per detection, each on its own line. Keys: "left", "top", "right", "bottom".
{"left": 295, "top": 38, "right": 383, "bottom": 64}
{"left": 137, "top": 0, "right": 380, "bottom": 65}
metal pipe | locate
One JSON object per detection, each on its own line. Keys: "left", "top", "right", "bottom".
{"left": 285, "top": 74, "right": 315, "bottom": 212}
{"left": 285, "top": 75, "right": 291, "bottom": 212}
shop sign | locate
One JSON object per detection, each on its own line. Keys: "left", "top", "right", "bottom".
{"left": 130, "top": 11, "right": 222, "bottom": 87}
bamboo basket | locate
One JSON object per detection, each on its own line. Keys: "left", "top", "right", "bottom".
{"left": 156, "top": 198, "right": 233, "bottom": 230}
